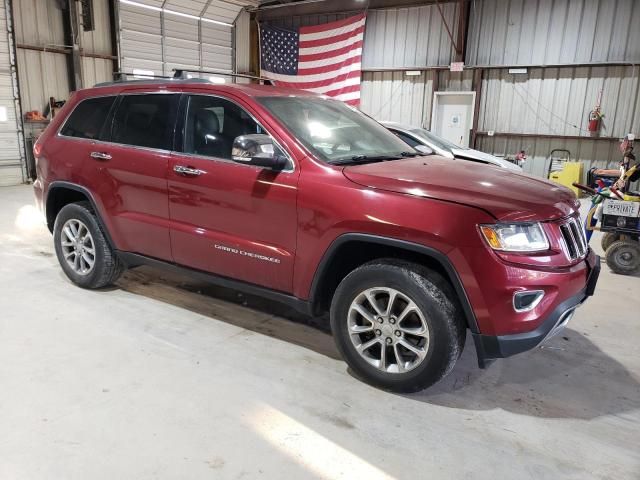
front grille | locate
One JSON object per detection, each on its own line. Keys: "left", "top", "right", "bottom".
{"left": 559, "top": 217, "right": 587, "bottom": 260}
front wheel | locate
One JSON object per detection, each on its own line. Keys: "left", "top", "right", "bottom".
{"left": 330, "top": 259, "right": 465, "bottom": 393}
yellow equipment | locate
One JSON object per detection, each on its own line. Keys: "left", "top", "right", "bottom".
{"left": 549, "top": 161, "right": 584, "bottom": 196}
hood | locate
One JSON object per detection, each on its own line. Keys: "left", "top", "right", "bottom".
{"left": 342, "top": 156, "right": 579, "bottom": 222}
{"left": 451, "top": 147, "right": 523, "bottom": 171}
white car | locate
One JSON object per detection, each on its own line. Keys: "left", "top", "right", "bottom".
{"left": 382, "top": 121, "right": 523, "bottom": 172}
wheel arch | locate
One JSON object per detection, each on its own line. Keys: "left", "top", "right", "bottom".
{"left": 308, "top": 233, "right": 479, "bottom": 333}
{"left": 45, "top": 181, "right": 116, "bottom": 249}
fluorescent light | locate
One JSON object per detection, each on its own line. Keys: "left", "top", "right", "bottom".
{"left": 405, "top": 70, "right": 421, "bottom": 76}
{"left": 508, "top": 68, "right": 528, "bottom": 74}
{"left": 132, "top": 68, "right": 154, "bottom": 79}
{"left": 209, "top": 76, "right": 226, "bottom": 84}
{"left": 119, "top": 0, "right": 233, "bottom": 27}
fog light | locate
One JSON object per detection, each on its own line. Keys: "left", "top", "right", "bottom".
{"left": 513, "top": 290, "right": 544, "bottom": 312}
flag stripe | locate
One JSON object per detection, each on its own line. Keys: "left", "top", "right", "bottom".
{"left": 262, "top": 62, "right": 361, "bottom": 83}
{"left": 298, "top": 26, "right": 365, "bottom": 49}
{"left": 298, "top": 42, "right": 363, "bottom": 63}
{"left": 299, "top": 34, "right": 363, "bottom": 56}
{"left": 273, "top": 70, "right": 361, "bottom": 90}
{"left": 297, "top": 55, "right": 361, "bottom": 76}
{"left": 323, "top": 83, "right": 361, "bottom": 98}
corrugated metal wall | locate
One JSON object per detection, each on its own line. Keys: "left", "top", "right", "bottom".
{"left": 118, "top": 0, "right": 234, "bottom": 77}
{"left": 466, "top": 0, "right": 640, "bottom": 66}
{"left": 361, "top": 70, "right": 434, "bottom": 127}
{"left": 79, "top": 0, "right": 114, "bottom": 87}
{"left": 0, "top": 0, "right": 25, "bottom": 185}
{"left": 478, "top": 66, "right": 640, "bottom": 137}
{"left": 362, "top": 3, "right": 459, "bottom": 69}
{"left": 477, "top": 135, "right": 623, "bottom": 177}
{"left": 13, "top": 0, "right": 69, "bottom": 113}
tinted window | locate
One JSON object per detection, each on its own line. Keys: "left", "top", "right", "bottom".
{"left": 112, "top": 94, "right": 178, "bottom": 150}
{"left": 183, "top": 95, "right": 264, "bottom": 160}
{"left": 60, "top": 96, "right": 115, "bottom": 140}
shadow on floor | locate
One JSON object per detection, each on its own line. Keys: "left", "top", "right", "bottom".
{"left": 115, "top": 266, "right": 340, "bottom": 360}
{"left": 413, "top": 329, "right": 640, "bottom": 420}
{"left": 116, "top": 266, "right": 639, "bottom": 421}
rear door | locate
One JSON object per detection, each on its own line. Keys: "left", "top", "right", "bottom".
{"left": 167, "top": 93, "right": 299, "bottom": 293}
{"left": 61, "top": 92, "right": 179, "bottom": 261}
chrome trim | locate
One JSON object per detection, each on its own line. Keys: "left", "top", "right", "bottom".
{"left": 559, "top": 216, "right": 587, "bottom": 261}
{"left": 541, "top": 307, "right": 576, "bottom": 344}
{"left": 174, "top": 165, "right": 204, "bottom": 176}
{"left": 90, "top": 151, "right": 112, "bottom": 160}
{"left": 513, "top": 289, "right": 545, "bottom": 313}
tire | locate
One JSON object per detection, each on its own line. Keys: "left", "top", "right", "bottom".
{"left": 53, "top": 201, "right": 124, "bottom": 288}
{"left": 605, "top": 239, "right": 640, "bottom": 275}
{"left": 330, "top": 259, "right": 465, "bottom": 393}
{"left": 600, "top": 232, "right": 620, "bottom": 252}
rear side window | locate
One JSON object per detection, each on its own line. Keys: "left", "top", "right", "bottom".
{"left": 111, "top": 94, "right": 179, "bottom": 150}
{"left": 60, "top": 96, "right": 115, "bottom": 140}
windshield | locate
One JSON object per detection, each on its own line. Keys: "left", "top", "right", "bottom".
{"left": 258, "top": 96, "right": 417, "bottom": 164}
{"left": 410, "top": 128, "right": 469, "bottom": 151}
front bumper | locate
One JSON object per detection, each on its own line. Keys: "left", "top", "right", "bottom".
{"left": 472, "top": 254, "right": 601, "bottom": 367}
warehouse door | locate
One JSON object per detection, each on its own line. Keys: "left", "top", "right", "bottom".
{"left": 118, "top": 0, "right": 235, "bottom": 78}
{"left": 0, "top": 3, "right": 25, "bottom": 186}
{"left": 431, "top": 92, "right": 475, "bottom": 148}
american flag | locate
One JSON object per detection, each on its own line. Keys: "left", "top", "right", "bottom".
{"left": 259, "top": 13, "right": 366, "bottom": 106}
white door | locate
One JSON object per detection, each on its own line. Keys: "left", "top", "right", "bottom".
{"left": 431, "top": 92, "right": 476, "bottom": 148}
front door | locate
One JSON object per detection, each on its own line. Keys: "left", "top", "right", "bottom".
{"left": 167, "top": 94, "right": 299, "bottom": 293}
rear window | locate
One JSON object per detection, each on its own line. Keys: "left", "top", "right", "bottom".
{"left": 60, "top": 96, "right": 115, "bottom": 140}
{"left": 111, "top": 94, "right": 178, "bottom": 150}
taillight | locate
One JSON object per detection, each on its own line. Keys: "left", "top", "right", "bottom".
{"left": 33, "top": 142, "right": 42, "bottom": 158}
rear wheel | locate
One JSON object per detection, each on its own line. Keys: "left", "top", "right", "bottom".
{"left": 330, "top": 259, "right": 465, "bottom": 393}
{"left": 600, "top": 232, "right": 620, "bottom": 252}
{"left": 605, "top": 239, "right": 640, "bottom": 275}
{"left": 53, "top": 202, "right": 124, "bottom": 288}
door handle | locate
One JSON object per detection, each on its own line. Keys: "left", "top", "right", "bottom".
{"left": 174, "top": 165, "right": 204, "bottom": 176}
{"left": 90, "top": 151, "right": 112, "bottom": 161}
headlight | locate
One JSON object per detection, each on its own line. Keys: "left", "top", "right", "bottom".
{"left": 479, "top": 222, "right": 549, "bottom": 252}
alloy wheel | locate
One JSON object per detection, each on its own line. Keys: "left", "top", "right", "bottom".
{"left": 347, "top": 287, "right": 430, "bottom": 373}
{"left": 60, "top": 219, "right": 96, "bottom": 275}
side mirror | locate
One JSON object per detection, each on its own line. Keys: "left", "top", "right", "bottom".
{"left": 415, "top": 145, "right": 433, "bottom": 155}
{"left": 231, "top": 134, "right": 288, "bottom": 171}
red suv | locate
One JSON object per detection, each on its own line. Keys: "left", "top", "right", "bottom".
{"left": 33, "top": 79, "right": 600, "bottom": 392}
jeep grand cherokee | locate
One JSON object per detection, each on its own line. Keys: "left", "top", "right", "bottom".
{"left": 33, "top": 79, "right": 600, "bottom": 392}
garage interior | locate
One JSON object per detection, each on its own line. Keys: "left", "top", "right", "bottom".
{"left": 1, "top": 0, "right": 639, "bottom": 478}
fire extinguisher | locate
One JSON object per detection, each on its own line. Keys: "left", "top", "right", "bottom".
{"left": 588, "top": 90, "right": 604, "bottom": 133}
{"left": 588, "top": 109, "right": 601, "bottom": 132}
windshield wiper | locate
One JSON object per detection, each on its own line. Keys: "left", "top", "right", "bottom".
{"left": 330, "top": 154, "right": 404, "bottom": 166}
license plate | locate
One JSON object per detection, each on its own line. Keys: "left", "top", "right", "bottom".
{"left": 602, "top": 199, "right": 640, "bottom": 217}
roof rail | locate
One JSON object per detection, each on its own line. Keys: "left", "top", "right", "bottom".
{"left": 172, "top": 68, "right": 272, "bottom": 84}
{"left": 93, "top": 71, "right": 211, "bottom": 87}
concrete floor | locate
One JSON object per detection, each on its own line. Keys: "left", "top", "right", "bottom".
{"left": 0, "top": 184, "right": 639, "bottom": 480}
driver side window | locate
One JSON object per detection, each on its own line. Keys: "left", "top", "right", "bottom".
{"left": 183, "top": 95, "right": 264, "bottom": 160}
